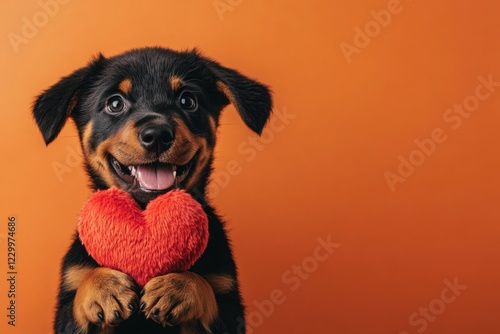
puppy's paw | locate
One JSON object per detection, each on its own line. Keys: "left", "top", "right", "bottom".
{"left": 140, "top": 272, "right": 218, "bottom": 329}
{"left": 73, "top": 267, "right": 139, "bottom": 330}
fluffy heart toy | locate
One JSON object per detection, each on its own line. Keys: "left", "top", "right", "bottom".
{"left": 77, "top": 188, "right": 209, "bottom": 287}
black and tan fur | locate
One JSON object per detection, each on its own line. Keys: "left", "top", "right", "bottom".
{"left": 32, "top": 47, "right": 272, "bottom": 334}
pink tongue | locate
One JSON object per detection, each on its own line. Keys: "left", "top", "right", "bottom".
{"left": 135, "top": 164, "right": 175, "bottom": 191}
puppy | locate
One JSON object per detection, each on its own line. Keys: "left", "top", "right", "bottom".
{"left": 32, "top": 47, "right": 272, "bottom": 334}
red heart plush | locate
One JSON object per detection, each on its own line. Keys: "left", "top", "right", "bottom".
{"left": 77, "top": 188, "right": 209, "bottom": 287}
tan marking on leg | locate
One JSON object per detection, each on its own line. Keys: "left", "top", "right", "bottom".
{"left": 205, "top": 274, "right": 236, "bottom": 294}
{"left": 63, "top": 265, "right": 93, "bottom": 291}
{"left": 118, "top": 78, "right": 132, "bottom": 95}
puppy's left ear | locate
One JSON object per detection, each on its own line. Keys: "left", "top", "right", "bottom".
{"left": 205, "top": 59, "right": 272, "bottom": 135}
{"left": 32, "top": 54, "right": 106, "bottom": 145}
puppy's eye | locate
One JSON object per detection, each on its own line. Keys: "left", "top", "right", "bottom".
{"left": 106, "top": 95, "right": 126, "bottom": 114}
{"left": 178, "top": 92, "right": 197, "bottom": 112}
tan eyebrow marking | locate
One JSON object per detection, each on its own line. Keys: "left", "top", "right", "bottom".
{"left": 118, "top": 78, "right": 132, "bottom": 95}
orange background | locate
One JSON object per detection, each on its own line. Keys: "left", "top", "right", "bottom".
{"left": 1, "top": 1, "right": 500, "bottom": 333}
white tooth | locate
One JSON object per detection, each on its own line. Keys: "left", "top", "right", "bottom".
{"left": 131, "top": 166, "right": 136, "bottom": 176}
{"left": 173, "top": 169, "right": 177, "bottom": 179}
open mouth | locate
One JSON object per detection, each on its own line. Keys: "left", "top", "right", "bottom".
{"left": 108, "top": 155, "right": 193, "bottom": 192}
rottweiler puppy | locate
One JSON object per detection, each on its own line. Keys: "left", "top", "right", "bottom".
{"left": 32, "top": 47, "right": 272, "bottom": 334}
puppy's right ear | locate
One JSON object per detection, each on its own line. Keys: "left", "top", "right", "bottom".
{"left": 32, "top": 55, "right": 106, "bottom": 145}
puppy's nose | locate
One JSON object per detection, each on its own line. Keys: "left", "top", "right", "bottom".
{"left": 138, "top": 124, "right": 174, "bottom": 154}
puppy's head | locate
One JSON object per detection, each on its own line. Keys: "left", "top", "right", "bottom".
{"left": 32, "top": 48, "right": 272, "bottom": 205}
